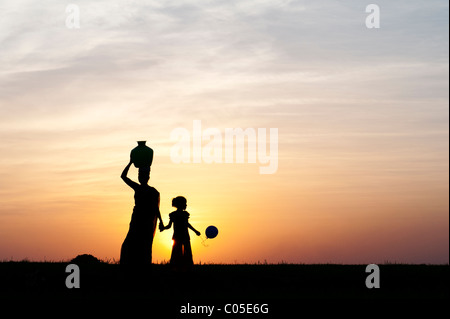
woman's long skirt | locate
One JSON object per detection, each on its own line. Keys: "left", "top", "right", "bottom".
{"left": 120, "top": 207, "right": 157, "bottom": 266}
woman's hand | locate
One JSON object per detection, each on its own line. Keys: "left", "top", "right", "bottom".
{"left": 195, "top": 230, "right": 201, "bottom": 236}
{"left": 121, "top": 161, "right": 133, "bottom": 178}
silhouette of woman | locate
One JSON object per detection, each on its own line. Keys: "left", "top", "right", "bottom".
{"left": 120, "top": 161, "right": 163, "bottom": 266}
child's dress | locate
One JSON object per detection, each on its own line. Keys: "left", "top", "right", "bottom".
{"left": 169, "top": 210, "right": 194, "bottom": 268}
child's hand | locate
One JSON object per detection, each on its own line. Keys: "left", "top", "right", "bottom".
{"left": 159, "top": 223, "right": 165, "bottom": 232}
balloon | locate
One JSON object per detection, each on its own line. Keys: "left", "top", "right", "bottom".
{"left": 205, "top": 226, "right": 219, "bottom": 239}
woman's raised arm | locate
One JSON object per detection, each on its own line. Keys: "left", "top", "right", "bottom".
{"left": 121, "top": 161, "right": 139, "bottom": 189}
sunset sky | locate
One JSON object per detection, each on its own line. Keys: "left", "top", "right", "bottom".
{"left": 0, "top": 0, "right": 448, "bottom": 264}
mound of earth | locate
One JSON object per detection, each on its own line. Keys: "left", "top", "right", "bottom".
{"left": 70, "top": 254, "right": 102, "bottom": 265}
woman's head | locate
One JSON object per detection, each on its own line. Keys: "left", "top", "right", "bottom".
{"left": 138, "top": 168, "right": 150, "bottom": 185}
{"left": 172, "top": 196, "right": 187, "bottom": 210}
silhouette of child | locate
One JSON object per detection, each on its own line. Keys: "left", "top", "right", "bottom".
{"left": 162, "top": 196, "right": 200, "bottom": 270}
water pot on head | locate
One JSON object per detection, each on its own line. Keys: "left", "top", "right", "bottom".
{"left": 130, "top": 141, "right": 154, "bottom": 169}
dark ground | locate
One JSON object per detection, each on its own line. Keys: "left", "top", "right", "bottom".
{"left": 0, "top": 262, "right": 448, "bottom": 316}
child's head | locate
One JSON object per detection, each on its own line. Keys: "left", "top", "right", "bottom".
{"left": 172, "top": 196, "right": 187, "bottom": 210}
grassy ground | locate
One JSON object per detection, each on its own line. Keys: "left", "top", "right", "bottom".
{"left": 0, "top": 262, "right": 448, "bottom": 315}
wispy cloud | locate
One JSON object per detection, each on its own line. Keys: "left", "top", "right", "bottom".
{"left": 0, "top": 0, "right": 448, "bottom": 262}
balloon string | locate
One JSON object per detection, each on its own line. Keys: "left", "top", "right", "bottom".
{"left": 201, "top": 236, "right": 209, "bottom": 247}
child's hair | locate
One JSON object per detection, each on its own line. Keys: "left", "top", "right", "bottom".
{"left": 172, "top": 196, "right": 187, "bottom": 209}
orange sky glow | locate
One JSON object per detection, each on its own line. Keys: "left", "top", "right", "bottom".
{"left": 0, "top": 0, "right": 448, "bottom": 264}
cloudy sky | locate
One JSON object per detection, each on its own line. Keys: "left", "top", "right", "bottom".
{"left": 0, "top": 0, "right": 448, "bottom": 263}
